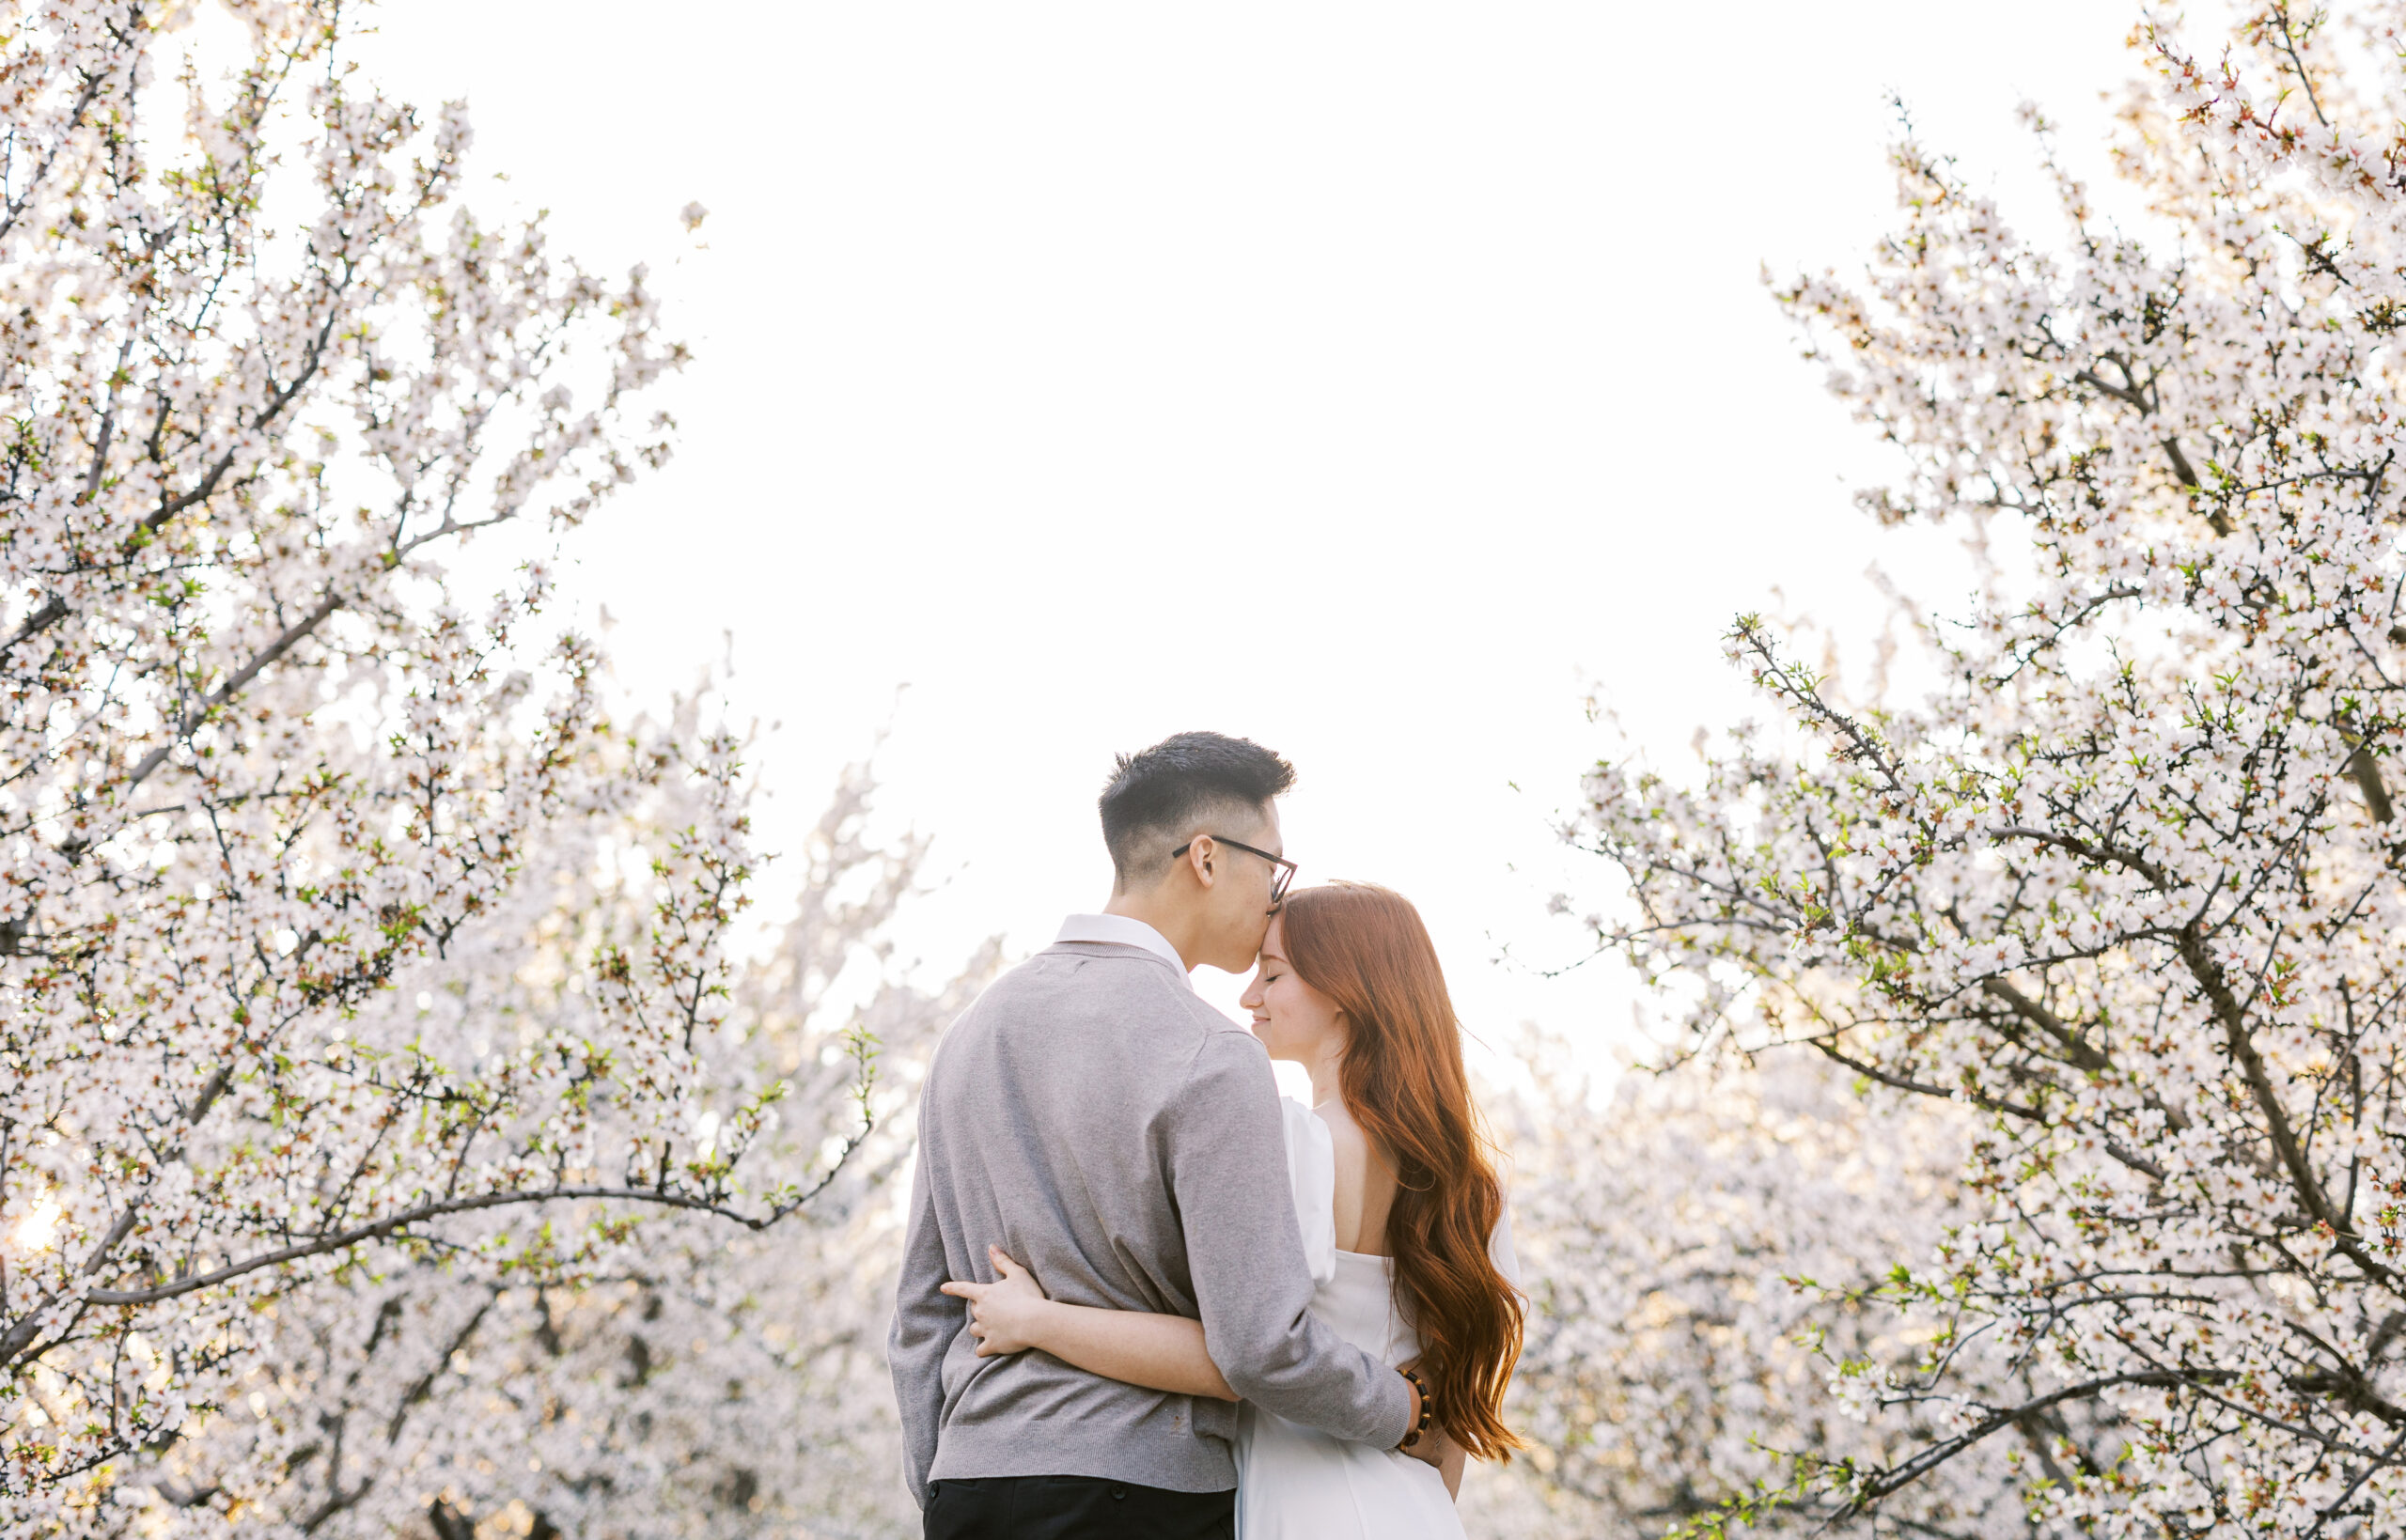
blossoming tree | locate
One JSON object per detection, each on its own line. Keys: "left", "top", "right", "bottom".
{"left": 0, "top": 2, "right": 888, "bottom": 1531}
{"left": 1572, "top": 5, "right": 2406, "bottom": 1533}
{"left": 149, "top": 754, "right": 993, "bottom": 1540}
{"left": 1502, "top": 1052, "right": 2059, "bottom": 1539}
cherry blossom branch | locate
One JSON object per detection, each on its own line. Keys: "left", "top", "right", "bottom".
{"left": 1839, "top": 1370, "right": 2237, "bottom": 1511}
{"left": 118, "top": 590, "right": 348, "bottom": 796}
{"left": 74, "top": 1135, "right": 871, "bottom": 1314}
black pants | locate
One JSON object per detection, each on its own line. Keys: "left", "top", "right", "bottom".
{"left": 925, "top": 1475, "right": 1234, "bottom": 1540}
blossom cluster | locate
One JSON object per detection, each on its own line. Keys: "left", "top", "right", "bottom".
{"left": 1564, "top": 5, "right": 2406, "bottom": 1533}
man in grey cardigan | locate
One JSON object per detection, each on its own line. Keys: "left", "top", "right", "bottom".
{"left": 889, "top": 731, "right": 1430, "bottom": 1538}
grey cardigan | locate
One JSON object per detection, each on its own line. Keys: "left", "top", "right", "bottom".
{"left": 888, "top": 940, "right": 1414, "bottom": 1506}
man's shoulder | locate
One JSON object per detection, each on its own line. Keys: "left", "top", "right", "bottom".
{"left": 981, "top": 944, "right": 1216, "bottom": 1015}
{"left": 1178, "top": 1013, "right": 1273, "bottom": 1078}
{"left": 957, "top": 946, "right": 1263, "bottom": 1069}
{"left": 931, "top": 946, "right": 1218, "bottom": 1057}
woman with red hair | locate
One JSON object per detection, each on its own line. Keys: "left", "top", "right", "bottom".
{"left": 943, "top": 882, "right": 1524, "bottom": 1533}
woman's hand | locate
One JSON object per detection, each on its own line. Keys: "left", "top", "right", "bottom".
{"left": 937, "top": 1253, "right": 1237, "bottom": 1399}
{"left": 939, "top": 1246, "right": 1057, "bottom": 1358}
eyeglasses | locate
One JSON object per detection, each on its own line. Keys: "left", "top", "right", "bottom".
{"left": 1171, "top": 834, "right": 1298, "bottom": 909}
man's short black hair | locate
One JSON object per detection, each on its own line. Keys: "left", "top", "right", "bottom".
{"left": 1099, "top": 731, "right": 1296, "bottom": 887}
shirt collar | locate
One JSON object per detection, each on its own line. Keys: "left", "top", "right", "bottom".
{"left": 1055, "top": 913, "right": 1190, "bottom": 985}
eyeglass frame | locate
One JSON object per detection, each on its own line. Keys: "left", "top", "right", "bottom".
{"left": 1170, "top": 833, "right": 1298, "bottom": 909}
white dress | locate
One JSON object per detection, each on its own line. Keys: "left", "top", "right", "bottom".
{"left": 1234, "top": 1097, "right": 1520, "bottom": 1540}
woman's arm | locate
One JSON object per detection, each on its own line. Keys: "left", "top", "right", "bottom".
{"left": 941, "top": 1246, "right": 1238, "bottom": 1402}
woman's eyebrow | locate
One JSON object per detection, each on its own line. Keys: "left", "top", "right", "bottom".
{"left": 1259, "top": 951, "right": 1288, "bottom": 966}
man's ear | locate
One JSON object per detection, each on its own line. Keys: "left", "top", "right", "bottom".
{"left": 1184, "top": 835, "right": 1218, "bottom": 891}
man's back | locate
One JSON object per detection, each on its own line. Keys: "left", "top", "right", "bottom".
{"left": 888, "top": 937, "right": 1410, "bottom": 1507}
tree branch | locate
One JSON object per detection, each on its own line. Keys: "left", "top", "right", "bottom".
{"left": 76, "top": 1160, "right": 863, "bottom": 1313}
{"left": 120, "top": 589, "right": 346, "bottom": 795}
{"left": 2174, "top": 926, "right": 2404, "bottom": 1297}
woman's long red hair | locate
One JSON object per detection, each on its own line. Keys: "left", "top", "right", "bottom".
{"left": 1278, "top": 882, "right": 1525, "bottom": 1461}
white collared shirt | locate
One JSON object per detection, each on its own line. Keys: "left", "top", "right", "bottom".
{"left": 1055, "top": 912, "right": 1191, "bottom": 987}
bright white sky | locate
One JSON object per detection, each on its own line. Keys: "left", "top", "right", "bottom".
{"left": 347, "top": 1, "right": 2139, "bottom": 1081}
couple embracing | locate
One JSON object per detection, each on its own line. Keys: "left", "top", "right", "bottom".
{"left": 890, "top": 731, "right": 1523, "bottom": 1539}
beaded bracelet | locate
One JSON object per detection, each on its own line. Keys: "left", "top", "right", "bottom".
{"left": 1397, "top": 1365, "right": 1435, "bottom": 1452}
